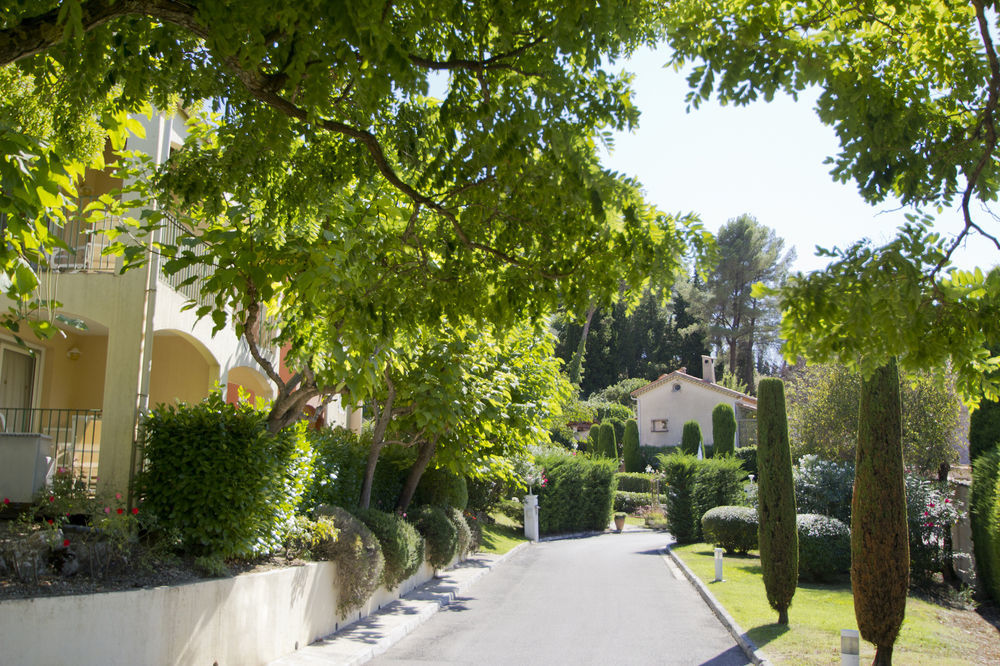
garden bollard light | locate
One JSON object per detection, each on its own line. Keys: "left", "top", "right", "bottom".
{"left": 840, "top": 629, "right": 860, "bottom": 666}
{"left": 714, "top": 547, "right": 724, "bottom": 582}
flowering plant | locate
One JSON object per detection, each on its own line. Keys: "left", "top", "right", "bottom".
{"left": 905, "top": 474, "right": 961, "bottom": 580}
{"left": 523, "top": 462, "right": 548, "bottom": 495}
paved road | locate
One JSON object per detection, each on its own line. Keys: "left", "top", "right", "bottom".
{"left": 371, "top": 529, "right": 750, "bottom": 666}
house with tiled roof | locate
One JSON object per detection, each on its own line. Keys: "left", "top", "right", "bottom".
{"left": 629, "top": 356, "right": 757, "bottom": 451}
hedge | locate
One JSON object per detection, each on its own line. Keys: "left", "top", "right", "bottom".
{"left": 313, "top": 505, "right": 384, "bottom": 615}
{"left": 971, "top": 445, "right": 1000, "bottom": 603}
{"left": 734, "top": 445, "right": 758, "bottom": 478}
{"left": 136, "top": 394, "right": 312, "bottom": 559}
{"left": 302, "top": 427, "right": 409, "bottom": 512}
{"left": 413, "top": 467, "right": 469, "bottom": 510}
{"left": 701, "top": 505, "right": 757, "bottom": 554}
{"left": 354, "top": 508, "right": 424, "bottom": 590}
{"left": 660, "top": 453, "right": 699, "bottom": 543}
{"left": 615, "top": 472, "right": 654, "bottom": 493}
{"left": 691, "top": 456, "right": 746, "bottom": 540}
{"left": 712, "top": 403, "right": 737, "bottom": 457}
{"left": 614, "top": 490, "right": 654, "bottom": 513}
{"left": 447, "top": 506, "right": 473, "bottom": 559}
{"left": 408, "top": 505, "right": 458, "bottom": 569}
{"left": 623, "top": 419, "right": 642, "bottom": 472}
{"left": 681, "top": 420, "right": 702, "bottom": 456}
{"left": 536, "top": 452, "right": 617, "bottom": 535}
{"left": 797, "top": 513, "right": 850, "bottom": 583}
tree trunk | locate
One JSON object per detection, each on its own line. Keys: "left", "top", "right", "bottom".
{"left": 873, "top": 644, "right": 894, "bottom": 666}
{"left": 359, "top": 375, "right": 396, "bottom": 509}
{"left": 568, "top": 301, "right": 597, "bottom": 385}
{"left": 396, "top": 436, "right": 438, "bottom": 512}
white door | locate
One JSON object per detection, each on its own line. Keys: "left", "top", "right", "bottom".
{"left": 0, "top": 347, "right": 38, "bottom": 431}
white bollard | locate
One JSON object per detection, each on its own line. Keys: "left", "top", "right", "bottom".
{"left": 714, "top": 547, "right": 724, "bottom": 582}
{"left": 841, "top": 629, "right": 860, "bottom": 666}
{"left": 523, "top": 494, "right": 539, "bottom": 542}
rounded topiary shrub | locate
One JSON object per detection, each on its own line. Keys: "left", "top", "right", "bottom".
{"left": 413, "top": 467, "right": 469, "bottom": 510}
{"left": 354, "top": 508, "right": 425, "bottom": 590}
{"left": 313, "top": 505, "right": 384, "bottom": 615}
{"left": 797, "top": 513, "right": 851, "bottom": 583}
{"left": 701, "top": 506, "right": 758, "bottom": 554}
{"left": 408, "top": 505, "right": 458, "bottom": 569}
{"left": 447, "top": 506, "right": 473, "bottom": 558}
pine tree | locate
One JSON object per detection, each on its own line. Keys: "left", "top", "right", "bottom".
{"left": 623, "top": 420, "right": 641, "bottom": 472}
{"left": 853, "top": 360, "right": 908, "bottom": 665}
{"left": 756, "top": 377, "right": 797, "bottom": 625}
{"left": 681, "top": 420, "right": 702, "bottom": 456}
{"left": 712, "top": 403, "right": 737, "bottom": 457}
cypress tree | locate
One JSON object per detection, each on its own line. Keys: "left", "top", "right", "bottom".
{"left": 681, "top": 420, "right": 702, "bottom": 456}
{"left": 600, "top": 423, "right": 619, "bottom": 460}
{"left": 623, "top": 420, "right": 641, "bottom": 472}
{"left": 712, "top": 403, "right": 737, "bottom": 457}
{"left": 971, "top": 446, "right": 1000, "bottom": 603}
{"left": 756, "top": 377, "right": 797, "bottom": 625}
{"left": 970, "top": 400, "right": 1000, "bottom": 462}
{"left": 853, "top": 360, "right": 908, "bottom": 665}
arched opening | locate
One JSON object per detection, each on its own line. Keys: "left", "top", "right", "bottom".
{"left": 148, "top": 329, "right": 220, "bottom": 408}
{"left": 225, "top": 365, "right": 274, "bottom": 405}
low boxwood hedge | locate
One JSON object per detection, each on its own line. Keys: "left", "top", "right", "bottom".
{"left": 354, "top": 508, "right": 424, "bottom": 590}
{"left": 614, "top": 490, "right": 654, "bottom": 514}
{"left": 701, "top": 505, "right": 758, "bottom": 554}
{"left": 408, "top": 505, "right": 458, "bottom": 569}
{"left": 615, "top": 472, "right": 654, "bottom": 493}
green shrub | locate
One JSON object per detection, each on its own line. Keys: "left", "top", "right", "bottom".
{"left": 313, "top": 505, "right": 384, "bottom": 615}
{"left": 971, "top": 446, "right": 1000, "bottom": 603}
{"left": 615, "top": 472, "right": 653, "bottom": 493}
{"left": 692, "top": 456, "right": 746, "bottom": 539}
{"left": 701, "top": 505, "right": 758, "bottom": 554}
{"left": 536, "top": 452, "right": 617, "bottom": 535}
{"left": 712, "top": 403, "right": 737, "bottom": 457}
{"left": 614, "top": 490, "right": 654, "bottom": 513}
{"left": 659, "top": 453, "right": 699, "bottom": 543}
{"left": 607, "top": 418, "right": 626, "bottom": 450}
{"left": 464, "top": 511, "right": 483, "bottom": 553}
{"left": 640, "top": 445, "right": 669, "bottom": 470}
{"left": 302, "top": 427, "right": 408, "bottom": 512}
{"left": 757, "top": 377, "right": 797, "bottom": 625}
{"left": 904, "top": 475, "right": 960, "bottom": 582}
{"left": 466, "top": 475, "right": 512, "bottom": 514}
{"left": 354, "top": 508, "right": 424, "bottom": 590}
{"left": 794, "top": 455, "right": 854, "bottom": 524}
{"left": 970, "top": 399, "right": 1000, "bottom": 462}
{"left": 623, "top": 420, "right": 642, "bottom": 472}
{"left": 796, "top": 513, "right": 851, "bottom": 583}
{"left": 587, "top": 400, "right": 634, "bottom": 422}
{"left": 598, "top": 422, "right": 618, "bottom": 460}
{"left": 447, "top": 506, "right": 473, "bottom": 559}
{"left": 408, "top": 505, "right": 458, "bottom": 569}
{"left": 681, "top": 420, "right": 702, "bottom": 456}
{"left": 703, "top": 444, "right": 715, "bottom": 459}
{"left": 734, "top": 445, "right": 758, "bottom": 478}
{"left": 414, "top": 467, "right": 469, "bottom": 510}
{"left": 136, "top": 394, "right": 313, "bottom": 559}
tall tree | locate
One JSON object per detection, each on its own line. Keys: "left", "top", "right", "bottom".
{"left": 756, "top": 377, "right": 797, "bottom": 625}
{"left": 853, "top": 360, "right": 908, "bottom": 665}
{"left": 684, "top": 215, "right": 793, "bottom": 393}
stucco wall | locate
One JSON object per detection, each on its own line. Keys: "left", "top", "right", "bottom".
{"left": 0, "top": 557, "right": 441, "bottom": 665}
{"left": 636, "top": 380, "right": 740, "bottom": 449}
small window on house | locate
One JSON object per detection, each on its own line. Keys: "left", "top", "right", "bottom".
{"left": 651, "top": 419, "right": 668, "bottom": 432}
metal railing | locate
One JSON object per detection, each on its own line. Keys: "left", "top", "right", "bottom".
{"left": 159, "top": 214, "right": 214, "bottom": 310}
{"left": 46, "top": 208, "right": 119, "bottom": 273}
{"left": 0, "top": 407, "right": 102, "bottom": 490}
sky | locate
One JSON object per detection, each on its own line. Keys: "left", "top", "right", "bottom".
{"left": 599, "top": 47, "right": 1000, "bottom": 274}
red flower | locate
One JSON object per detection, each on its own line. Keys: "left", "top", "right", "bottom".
{"left": 2, "top": 498, "right": 8, "bottom": 505}
{"left": 48, "top": 495, "right": 55, "bottom": 502}
{"left": 944, "top": 498, "right": 951, "bottom": 504}
{"left": 929, "top": 503, "right": 935, "bottom": 508}
{"left": 47, "top": 519, "right": 54, "bottom": 525}
{"left": 62, "top": 539, "right": 70, "bottom": 547}
{"left": 923, "top": 511, "right": 929, "bottom": 517}
{"left": 132, "top": 507, "right": 139, "bottom": 515}
{"left": 117, "top": 508, "right": 124, "bottom": 515}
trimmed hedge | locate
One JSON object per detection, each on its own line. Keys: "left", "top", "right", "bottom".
{"left": 623, "top": 420, "right": 642, "bottom": 472}
{"left": 701, "top": 505, "right": 758, "bottom": 554}
{"left": 660, "top": 453, "right": 699, "bottom": 543}
{"left": 797, "top": 513, "right": 851, "bottom": 583}
{"left": 971, "top": 445, "right": 1000, "bottom": 603}
{"left": 354, "top": 508, "right": 424, "bottom": 590}
{"left": 136, "top": 394, "right": 313, "bottom": 559}
{"left": 408, "top": 505, "right": 458, "bottom": 569}
{"left": 536, "top": 452, "right": 618, "bottom": 535}
{"left": 640, "top": 445, "right": 671, "bottom": 470}
{"left": 615, "top": 472, "right": 654, "bottom": 493}
{"left": 447, "top": 506, "right": 473, "bottom": 559}
{"left": 691, "top": 456, "right": 746, "bottom": 540}
{"left": 302, "top": 427, "right": 409, "bottom": 512}
{"left": 712, "top": 403, "right": 737, "bottom": 457}
{"left": 734, "top": 445, "right": 758, "bottom": 478}
{"left": 614, "top": 490, "right": 654, "bottom": 513}
{"left": 313, "top": 505, "right": 384, "bottom": 615}
{"left": 414, "top": 467, "right": 469, "bottom": 510}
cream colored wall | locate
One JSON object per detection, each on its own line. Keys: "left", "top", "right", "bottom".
{"left": 636, "top": 381, "right": 739, "bottom": 449}
{"left": 148, "top": 334, "right": 215, "bottom": 408}
{"left": 36, "top": 333, "right": 108, "bottom": 410}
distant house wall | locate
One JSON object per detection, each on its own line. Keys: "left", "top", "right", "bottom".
{"left": 635, "top": 379, "right": 742, "bottom": 448}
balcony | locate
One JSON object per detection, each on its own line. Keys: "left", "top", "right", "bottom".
{"left": 0, "top": 408, "right": 102, "bottom": 491}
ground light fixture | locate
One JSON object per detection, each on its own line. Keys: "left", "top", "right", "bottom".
{"left": 713, "top": 547, "right": 724, "bottom": 582}
{"left": 841, "top": 629, "right": 860, "bottom": 666}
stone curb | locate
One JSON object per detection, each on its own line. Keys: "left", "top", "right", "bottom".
{"left": 269, "top": 541, "right": 531, "bottom": 666}
{"left": 664, "top": 544, "right": 772, "bottom": 666}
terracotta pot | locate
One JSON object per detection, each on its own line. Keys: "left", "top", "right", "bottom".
{"left": 614, "top": 515, "right": 626, "bottom": 532}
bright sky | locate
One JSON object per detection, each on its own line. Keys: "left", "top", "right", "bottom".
{"left": 600, "top": 47, "right": 1000, "bottom": 274}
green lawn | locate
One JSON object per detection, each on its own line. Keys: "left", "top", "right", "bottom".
{"left": 479, "top": 512, "right": 528, "bottom": 555}
{"left": 672, "top": 544, "right": 986, "bottom": 665}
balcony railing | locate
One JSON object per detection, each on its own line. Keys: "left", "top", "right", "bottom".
{"left": 47, "top": 209, "right": 119, "bottom": 273}
{"left": 0, "top": 407, "right": 102, "bottom": 490}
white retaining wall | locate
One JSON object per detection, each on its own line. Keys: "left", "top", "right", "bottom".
{"left": 0, "top": 557, "right": 439, "bottom": 665}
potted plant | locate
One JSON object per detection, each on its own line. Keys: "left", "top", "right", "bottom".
{"left": 614, "top": 512, "right": 627, "bottom": 532}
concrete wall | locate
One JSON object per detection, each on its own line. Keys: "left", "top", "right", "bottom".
{"left": 0, "top": 556, "right": 442, "bottom": 665}
{"left": 635, "top": 380, "right": 741, "bottom": 449}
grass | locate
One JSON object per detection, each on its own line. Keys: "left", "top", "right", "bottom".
{"left": 479, "top": 512, "right": 527, "bottom": 555}
{"left": 672, "top": 543, "right": 983, "bottom": 665}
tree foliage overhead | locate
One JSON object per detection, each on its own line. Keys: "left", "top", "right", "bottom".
{"left": 663, "top": 0, "right": 1000, "bottom": 403}
{"left": 2, "top": 1, "right": 709, "bottom": 411}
